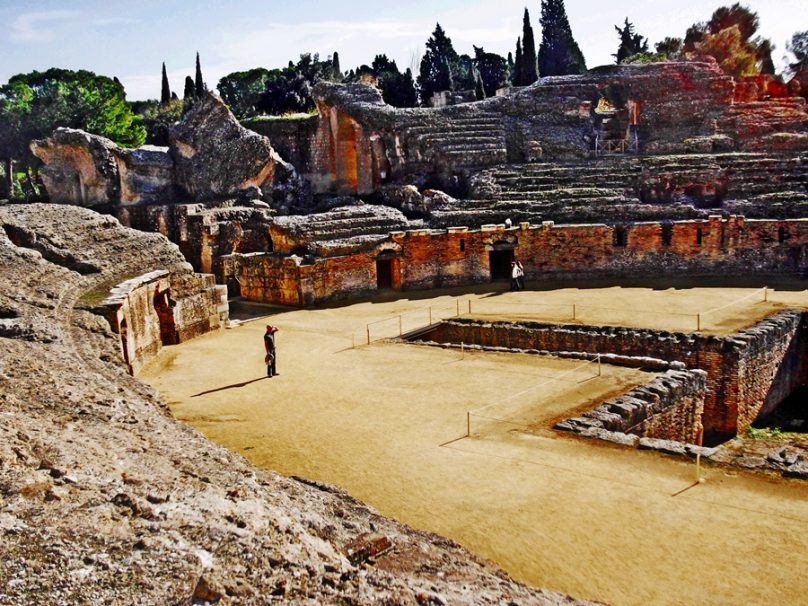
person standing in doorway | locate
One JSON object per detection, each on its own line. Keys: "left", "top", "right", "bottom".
{"left": 264, "top": 325, "right": 279, "bottom": 377}
{"left": 516, "top": 259, "right": 525, "bottom": 290}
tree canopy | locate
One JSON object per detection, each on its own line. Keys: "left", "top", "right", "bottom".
{"left": 473, "top": 46, "right": 509, "bottom": 96}
{"left": 538, "top": 0, "right": 587, "bottom": 76}
{"left": 685, "top": 4, "right": 773, "bottom": 76}
{"left": 787, "top": 31, "right": 808, "bottom": 76}
{"left": 417, "top": 23, "right": 460, "bottom": 102}
{"left": 0, "top": 68, "right": 146, "bottom": 166}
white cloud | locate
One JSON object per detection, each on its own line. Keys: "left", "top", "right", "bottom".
{"left": 10, "top": 10, "right": 79, "bottom": 43}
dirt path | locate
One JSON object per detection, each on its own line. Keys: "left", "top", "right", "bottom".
{"left": 142, "top": 286, "right": 808, "bottom": 606}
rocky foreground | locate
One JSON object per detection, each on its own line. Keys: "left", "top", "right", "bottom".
{"left": 0, "top": 204, "right": 583, "bottom": 605}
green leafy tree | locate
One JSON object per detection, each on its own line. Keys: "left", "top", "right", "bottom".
{"left": 417, "top": 23, "right": 460, "bottom": 102}
{"left": 160, "top": 62, "right": 171, "bottom": 104}
{"left": 695, "top": 25, "right": 758, "bottom": 78}
{"left": 133, "top": 98, "right": 184, "bottom": 145}
{"left": 473, "top": 46, "right": 509, "bottom": 96}
{"left": 787, "top": 31, "right": 808, "bottom": 75}
{"left": 520, "top": 8, "right": 539, "bottom": 84}
{"left": 183, "top": 75, "right": 195, "bottom": 101}
{"left": 685, "top": 4, "right": 773, "bottom": 76}
{"left": 514, "top": 38, "right": 523, "bottom": 84}
{"left": 331, "top": 51, "right": 342, "bottom": 81}
{"left": 539, "top": 0, "right": 587, "bottom": 76}
{"left": 655, "top": 37, "right": 683, "bottom": 58}
{"left": 370, "top": 55, "right": 417, "bottom": 107}
{"left": 217, "top": 68, "right": 272, "bottom": 118}
{"left": 614, "top": 18, "right": 648, "bottom": 64}
{"left": 0, "top": 68, "right": 146, "bottom": 197}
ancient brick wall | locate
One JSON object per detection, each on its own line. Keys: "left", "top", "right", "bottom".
{"left": 237, "top": 217, "right": 808, "bottom": 307}
{"left": 559, "top": 370, "right": 707, "bottom": 443}
{"left": 422, "top": 312, "right": 807, "bottom": 438}
{"left": 736, "top": 312, "right": 808, "bottom": 429}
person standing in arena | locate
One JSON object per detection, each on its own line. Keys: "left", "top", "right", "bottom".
{"left": 264, "top": 325, "right": 279, "bottom": 377}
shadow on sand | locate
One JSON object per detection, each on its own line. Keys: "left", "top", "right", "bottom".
{"left": 191, "top": 376, "right": 269, "bottom": 397}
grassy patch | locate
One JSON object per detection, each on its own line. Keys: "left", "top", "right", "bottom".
{"left": 243, "top": 111, "right": 317, "bottom": 124}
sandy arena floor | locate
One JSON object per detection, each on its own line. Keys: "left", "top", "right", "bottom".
{"left": 142, "top": 283, "right": 808, "bottom": 606}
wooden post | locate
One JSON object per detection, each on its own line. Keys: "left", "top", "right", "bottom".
{"left": 429, "top": 307, "right": 432, "bottom": 325}
{"left": 456, "top": 300, "right": 461, "bottom": 316}
{"left": 695, "top": 425, "right": 705, "bottom": 483}
{"left": 696, "top": 314, "right": 701, "bottom": 332}
{"left": 399, "top": 315, "right": 403, "bottom": 336}
{"left": 597, "top": 354, "right": 602, "bottom": 376}
{"left": 468, "top": 299, "right": 472, "bottom": 314}
{"left": 764, "top": 287, "right": 768, "bottom": 302}
{"left": 572, "top": 304, "right": 576, "bottom": 321}
{"left": 367, "top": 325, "right": 371, "bottom": 345}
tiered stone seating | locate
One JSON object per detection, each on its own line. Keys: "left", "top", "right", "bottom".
{"left": 273, "top": 204, "right": 411, "bottom": 253}
{"left": 401, "top": 111, "right": 507, "bottom": 167}
{"left": 426, "top": 151, "right": 808, "bottom": 227}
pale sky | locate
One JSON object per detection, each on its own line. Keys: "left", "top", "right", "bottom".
{"left": 0, "top": 0, "right": 804, "bottom": 101}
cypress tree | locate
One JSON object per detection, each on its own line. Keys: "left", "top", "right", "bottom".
{"left": 332, "top": 51, "right": 342, "bottom": 81}
{"left": 614, "top": 18, "right": 648, "bottom": 63}
{"left": 539, "top": 0, "right": 587, "bottom": 76}
{"left": 514, "top": 37, "right": 523, "bottom": 85}
{"left": 194, "top": 52, "right": 205, "bottom": 98}
{"left": 474, "top": 68, "right": 486, "bottom": 100}
{"left": 183, "top": 76, "right": 195, "bottom": 100}
{"left": 160, "top": 62, "right": 171, "bottom": 104}
{"left": 521, "top": 8, "right": 539, "bottom": 84}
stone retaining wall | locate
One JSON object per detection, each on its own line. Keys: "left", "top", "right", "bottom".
{"left": 419, "top": 311, "right": 807, "bottom": 438}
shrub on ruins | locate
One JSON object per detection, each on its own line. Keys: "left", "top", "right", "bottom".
{"left": 0, "top": 68, "right": 146, "bottom": 199}
{"left": 473, "top": 46, "right": 509, "bottom": 96}
{"left": 538, "top": 0, "right": 587, "bottom": 76}
{"left": 613, "top": 18, "right": 649, "bottom": 64}
{"left": 685, "top": 4, "right": 774, "bottom": 76}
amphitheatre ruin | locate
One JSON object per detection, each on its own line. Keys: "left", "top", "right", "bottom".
{"left": 3, "top": 54, "right": 808, "bottom": 605}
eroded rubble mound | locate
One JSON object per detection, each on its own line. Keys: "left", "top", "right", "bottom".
{"left": 0, "top": 204, "right": 582, "bottom": 604}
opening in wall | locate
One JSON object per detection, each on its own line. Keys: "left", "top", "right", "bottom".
{"left": 613, "top": 226, "right": 627, "bottom": 247}
{"left": 661, "top": 222, "right": 673, "bottom": 247}
{"left": 696, "top": 228, "right": 703, "bottom": 246}
{"left": 460, "top": 239, "right": 465, "bottom": 252}
{"left": 779, "top": 226, "right": 786, "bottom": 244}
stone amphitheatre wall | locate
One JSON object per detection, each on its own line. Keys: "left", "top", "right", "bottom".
{"left": 232, "top": 216, "right": 808, "bottom": 306}
{"left": 420, "top": 311, "right": 808, "bottom": 439}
